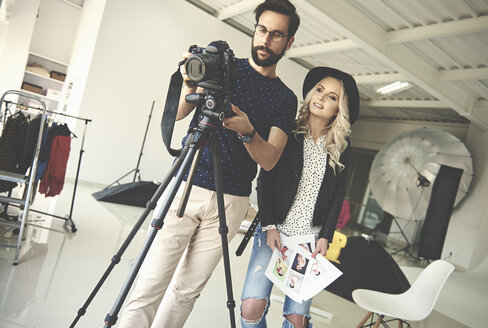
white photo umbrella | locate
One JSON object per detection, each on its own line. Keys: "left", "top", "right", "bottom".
{"left": 369, "top": 127, "right": 473, "bottom": 220}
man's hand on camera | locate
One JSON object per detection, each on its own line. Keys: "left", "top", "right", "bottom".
{"left": 177, "top": 52, "right": 203, "bottom": 121}
{"left": 222, "top": 104, "right": 254, "bottom": 137}
{"left": 180, "top": 52, "right": 197, "bottom": 91}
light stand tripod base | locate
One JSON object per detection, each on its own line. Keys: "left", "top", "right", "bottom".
{"left": 92, "top": 181, "right": 159, "bottom": 208}
{"left": 92, "top": 101, "right": 156, "bottom": 208}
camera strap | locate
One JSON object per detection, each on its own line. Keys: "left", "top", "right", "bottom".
{"left": 235, "top": 212, "right": 260, "bottom": 256}
{"left": 161, "top": 66, "right": 184, "bottom": 157}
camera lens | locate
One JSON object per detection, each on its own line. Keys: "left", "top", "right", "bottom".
{"left": 186, "top": 54, "right": 220, "bottom": 82}
{"left": 186, "top": 56, "right": 206, "bottom": 81}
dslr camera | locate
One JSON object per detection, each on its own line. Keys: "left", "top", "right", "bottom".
{"left": 185, "top": 40, "right": 236, "bottom": 93}
{"left": 184, "top": 41, "right": 237, "bottom": 120}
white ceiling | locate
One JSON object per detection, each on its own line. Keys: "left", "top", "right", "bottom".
{"left": 187, "top": 0, "right": 488, "bottom": 128}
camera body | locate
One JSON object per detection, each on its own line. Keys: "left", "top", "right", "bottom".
{"left": 184, "top": 40, "right": 237, "bottom": 120}
{"left": 185, "top": 40, "right": 236, "bottom": 94}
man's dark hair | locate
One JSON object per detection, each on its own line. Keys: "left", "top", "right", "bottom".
{"left": 254, "top": 0, "right": 300, "bottom": 37}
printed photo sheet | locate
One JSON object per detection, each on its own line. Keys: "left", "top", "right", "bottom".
{"left": 265, "top": 233, "right": 342, "bottom": 303}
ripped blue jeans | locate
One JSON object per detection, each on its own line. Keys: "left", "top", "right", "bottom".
{"left": 240, "top": 225, "right": 313, "bottom": 328}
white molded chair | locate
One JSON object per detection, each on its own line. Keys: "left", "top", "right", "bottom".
{"left": 352, "top": 259, "right": 455, "bottom": 328}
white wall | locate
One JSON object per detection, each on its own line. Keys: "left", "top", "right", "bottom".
{"left": 61, "top": 0, "right": 106, "bottom": 179}
{"left": 65, "top": 0, "right": 106, "bottom": 120}
{"left": 0, "top": 0, "right": 39, "bottom": 96}
{"left": 29, "top": 0, "right": 81, "bottom": 64}
{"left": 442, "top": 124, "right": 488, "bottom": 270}
{"left": 0, "top": 1, "right": 8, "bottom": 61}
{"left": 75, "top": 0, "right": 306, "bottom": 185}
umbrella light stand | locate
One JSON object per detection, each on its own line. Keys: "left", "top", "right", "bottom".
{"left": 106, "top": 100, "right": 155, "bottom": 186}
{"left": 92, "top": 101, "right": 160, "bottom": 207}
{"left": 389, "top": 216, "right": 418, "bottom": 257}
{"left": 369, "top": 127, "right": 473, "bottom": 260}
{"left": 388, "top": 168, "right": 428, "bottom": 259}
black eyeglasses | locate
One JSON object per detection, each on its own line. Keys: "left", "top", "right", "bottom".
{"left": 254, "top": 24, "right": 289, "bottom": 42}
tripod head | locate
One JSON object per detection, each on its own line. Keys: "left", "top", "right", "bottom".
{"left": 185, "top": 89, "right": 236, "bottom": 123}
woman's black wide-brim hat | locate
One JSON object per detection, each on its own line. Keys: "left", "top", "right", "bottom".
{"left": 302, "top": 67, "right": 360, "bottom": 125}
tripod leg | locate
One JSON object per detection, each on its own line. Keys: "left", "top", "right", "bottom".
{"left": 69, "top": 146, "right": 191, "bottom": 328}
{"left": 390, "top": 217, "right": 413, "bottom": 256}
{"left": 177, "top": 146, "right": 203, "bottom": 217}
{"left": 210, "top": 135, "right": 237, "bottom": 328}
{"left": 102, "top": 145, "right": 198, "bottom": 328}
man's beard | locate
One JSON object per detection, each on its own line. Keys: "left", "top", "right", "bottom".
{"left": 251, "top": 42, "right": 287, "bottom": 67}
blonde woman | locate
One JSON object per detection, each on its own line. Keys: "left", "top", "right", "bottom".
{"left": 240, "top": 67, "right": 359, "bottom": 328}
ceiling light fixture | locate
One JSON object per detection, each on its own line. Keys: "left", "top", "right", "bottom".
{"left": 376, "top": 81, "right": 413, "bottom": 96}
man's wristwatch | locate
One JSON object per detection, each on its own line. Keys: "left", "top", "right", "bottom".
{"left": 238, "top": 127, "right": 256, "bottom": 143}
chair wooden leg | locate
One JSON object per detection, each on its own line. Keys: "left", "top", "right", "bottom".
{"left": 373, "top": 315, "right": 384, "bottom": 328}
{"left": 357, "top": 312, "right": 373, "bottom": 328}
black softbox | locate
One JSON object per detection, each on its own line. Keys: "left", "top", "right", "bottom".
{"left": 92, "top": 181, "right": 159, "bottom": 208}
{"left": 418, "top": 165, "right": 463, "bottom": 260}
{"left": 326, "top": 236, "right": 410, "bottom": 302}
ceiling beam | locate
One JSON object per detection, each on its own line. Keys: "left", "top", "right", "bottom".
{"left": 362, "top": 100, "right": 447, "bottom": 108}
{"left": 285, "top": 39, "right": 358, "bottom": 58}
{"left": 217, "top": 0, "right": 261, "bottom": 21}
{"left": 387, "top": 16, "right": 488, "bottom": 44}
{"left": 353, "top": 68, "right": 488, "bottom": 84}
{"left": 438, "top": 67, "right": 488, "bottom": 81}
{"left": 357, "top": 88, "right": 378, "bottom": 100}
{"left": 296, "top": 0, "right": 388, "bottom": 52}
{"left": 476, "top": 100, "right": 488, "bottom": 111}
{"left": 287, "top": 17, "right": 488, "bottom": 58}
{"left": 305, "top": 0, "right": 488, "bottom": 129}
{"left": 354, "top": 73, "right": 406, "bottom": 84}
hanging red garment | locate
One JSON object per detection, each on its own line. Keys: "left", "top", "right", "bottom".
{"left": 39, "top": 135, "right": 71, "bottom": 197}
{"left": 336, "top": 199, "right": 352, "bottom": 228}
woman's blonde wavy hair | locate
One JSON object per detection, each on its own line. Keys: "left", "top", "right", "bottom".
{"left": 294, "top": 78, "right": 351, "bottom": 173}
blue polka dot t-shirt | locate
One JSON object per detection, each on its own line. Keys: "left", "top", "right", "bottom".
{"left": 182, "top": 58, "right": 297, "bottom": 196}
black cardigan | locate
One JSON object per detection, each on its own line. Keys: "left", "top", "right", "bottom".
{"left": 257, "top": 133, "right": 350, "bottom": 241}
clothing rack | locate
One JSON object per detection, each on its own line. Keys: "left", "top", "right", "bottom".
{"left": 1, "top": 99, "right": 92, "bottom": 234}
{"left": 0, "top": 90, "right": 47, "bottom": 265}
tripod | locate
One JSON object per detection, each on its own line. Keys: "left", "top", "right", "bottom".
{"left": 70, "top": 109, "right": 238, "bottom": 327}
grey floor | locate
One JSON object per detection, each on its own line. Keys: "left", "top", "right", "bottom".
{"left": 0, "top": 181, "right": 485, "bottom": 327}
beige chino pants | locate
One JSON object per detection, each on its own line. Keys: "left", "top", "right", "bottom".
{"left": 117, "top": 183, "right": 249, "bottom": 328}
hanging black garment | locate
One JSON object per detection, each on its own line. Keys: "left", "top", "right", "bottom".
{"left": 0, "top": 116, "right": 17, "bottom": 172}
{"left": 0, "top": 113, "right": 29, "bottom": 192}
{"left": 18, "top": 115, "right": 44, "bottom": 174}
{"left": 12, "top": 114, "right": 30, "bottom": 172}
